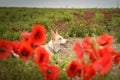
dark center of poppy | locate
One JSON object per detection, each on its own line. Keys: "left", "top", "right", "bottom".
{"left": 0, "top": 47, "right": 6, "bottom": 53}
{"left": 70, "top": 65, "right": 75, "bottom": 71}
{"left": 22, "top": 51, "right": 28, "bottom": 56}
{"left": 47, "top": 69, "right": 52, "bottom": 74}
{"left": 26, "top": 37, "right": 29, "bottom": 41}
{"left": 77, "top": 69, "right": 81, "bottom": 74}
{"left": 34, "top": 31, "right": 39, "bottom": 38}
{"left": 101, "top": 42, "right": 108, "bottom": 46}
{"left": 31, "top": 43, "right": 37, "bottom": 49}
{"left": 39, "top": 54, "right": 44, "bottom": 62}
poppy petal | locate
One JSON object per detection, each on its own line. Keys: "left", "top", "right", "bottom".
{"left": 0, "top": 40, "right": 13, "bottom": 59}
{"left": 30, "top": 24, "right": 46, "bottom": 45}
{"left": 73, "top": 42, "right": 84, "bottom": 60}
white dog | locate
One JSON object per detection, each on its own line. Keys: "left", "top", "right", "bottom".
{"left": 43, "top": 30, "right": 68, "bottom": 55}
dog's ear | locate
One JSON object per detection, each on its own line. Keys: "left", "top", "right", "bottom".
{"left": 51, "top": 30, "right": 56, "bottom": 40}
{"left": 55, "top": 29, "right": 58, "bottom": 35}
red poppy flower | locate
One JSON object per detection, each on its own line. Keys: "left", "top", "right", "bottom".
{"left": 33, "top": 46, "right": 50, "bottom": 67}
{"left": 93, "top": 55, "right": 112, "bottom": 77}
{"left": 0, "top": 40, "right": 13, "bottom": 59}
{"left": 21, "top": 32, "right": 31, "bottom": 43}
{"left": 17, "top": 43, "right": 33, "bottom": 61}
{"left": 85, "top": 48, "right": 98, "bottom": 63}
{"left": 66, "top": 60, "right": 81, "bottom": 78}
{"left": 99, "top": 56, "right": 112, "bottom": 77}
{"left": 113, "top": 52, "right": 120, "bottom": 65}
{"left": 30, "top": 24, "right": 46, "bottom": 45}
{"left": 73, "top": 42, "right": 84, "bottom": 60}
{"left": 98, "top": 47, "right": 115, "bottom": 57}
{"left": 82, "top": 37, "right": 92, "bottom": 49}
{"left": 76, "top": 63, "right": 83, "bottom": 77}
{"left": 93, "top": 47, "right": 113, "bottom": 76}
{"left": 83, "top": 64, "right": 96, "bottom": 80}
{"left": 40, "top": 63, "right": 59, "bottom": 80}
{"left": 97, "top": 34, "right": 113, "bottom": 47}
{"left": 11, "top": 41, "right": 21, "bottom": 53}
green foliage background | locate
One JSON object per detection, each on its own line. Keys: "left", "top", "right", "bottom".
{"left": 0, "top": 8, "right": 120, "bottom": 42}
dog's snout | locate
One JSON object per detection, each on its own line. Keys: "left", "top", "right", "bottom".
{"left": 66, "top": 39, "right": 69, "bottom": 43}
{"left": 60, "top": 39, "right": 66, "bottom": 44}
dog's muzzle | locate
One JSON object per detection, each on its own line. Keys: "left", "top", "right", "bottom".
{"left": 60, "top": 39, "right": 68, "bottom": 47}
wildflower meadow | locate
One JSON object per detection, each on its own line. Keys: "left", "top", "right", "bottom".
{"left": 0, "top": 8, "right": 120, "bottom": 80}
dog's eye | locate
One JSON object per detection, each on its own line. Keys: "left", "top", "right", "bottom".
{"left": 59, "top": 37, "right": 62, "bottom": 40}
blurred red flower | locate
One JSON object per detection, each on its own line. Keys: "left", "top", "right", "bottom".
{"left": 21, "top": 32, "right": 31, "bottom": 43}
{"left": 73, "top": 42, "right": 84, "bottom": 60}
{"left": 0, "top": 40, "right": 13, "bottom": 59}
{"left": 30, "top": 24, "right": 46, "bottom": 46}
{"left": 33, "top": 46, "right": 50, "bottom": 67}
{"left": 83, "top": 64, "right": 96, "bottom": 80}
{"left": 82, "top": 37, "right": 92, "bottom": 49}
{"left": 66, "top": 60, "right": 81, "bottom": 78}
{"left": 97, "top": 34, "right": 113, "bottom": 47}
{"left": 113, "top": 52, "right": 120, "bottom": 65}
{"left": 98, "top": 47, "right": 115, "bottom": 57}
{"left": 93, "top": 54, "right": 113, "bottom": 76}
{"left": 17, "top": 43, "right": 33, "bottom": 61}
{"left": 11, "top": 41, "right": 21, "bottom": 53}
{"left": 40, "top": 63, "right": 59, "bottom": 80}
{"left": 85, "top": 48, "right": 98, "bottom": 63}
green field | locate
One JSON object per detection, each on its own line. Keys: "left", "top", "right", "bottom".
{"left": 0, "top": 7, "right": 120, "bottom": 42}
{"left": 0, "top": 7, "right": 120, "bottom": 80}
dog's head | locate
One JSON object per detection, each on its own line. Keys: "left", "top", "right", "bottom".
{"left": 51, "top": 30, "right": 67, "bottom": 52}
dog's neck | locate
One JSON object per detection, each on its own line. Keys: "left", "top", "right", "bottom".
{"left": 48, "top": 41, "right": 55, "bottom": 53}
{"left": 47, "top": 40, "right": 60, "bottom": 54}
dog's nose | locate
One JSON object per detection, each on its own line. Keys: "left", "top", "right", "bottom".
{"left": 66, "top": 39, "right": 69, "bottom": 43}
